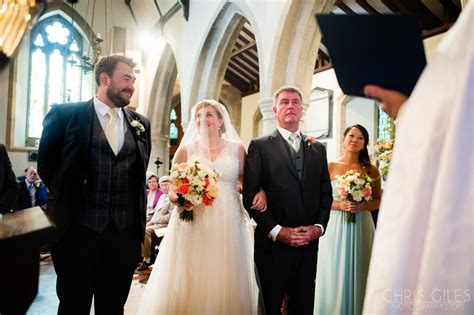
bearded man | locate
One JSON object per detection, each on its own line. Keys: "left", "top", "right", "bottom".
{"left": 38, "top": 55, "right": 151, "bottom": 314}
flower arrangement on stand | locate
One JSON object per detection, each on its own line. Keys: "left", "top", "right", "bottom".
{"left": 169, "top": 160, "right": 219, "bottom": 222}
{"left": 374, "top": 139, "right": 394, "bottom": 178}
{"left": 334, "top": 170, "right": 373, "bottom": 223}
{"left": 374, "top": 116, "right": 396, "bottom": 179}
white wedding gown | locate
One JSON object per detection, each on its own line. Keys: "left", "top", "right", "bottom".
{"left": 138, "top": 141, "right": 260, "bottom": 314}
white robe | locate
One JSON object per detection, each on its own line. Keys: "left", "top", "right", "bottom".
{"left": 363, "top": 3, "right": 474, "bottom": 314}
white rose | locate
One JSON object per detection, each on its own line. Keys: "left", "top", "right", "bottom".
{"left": 352, "top": 190, "right": 363, "bottom": 202}
{"left": 192, "top": 195, "right": 202, "bottom": 205}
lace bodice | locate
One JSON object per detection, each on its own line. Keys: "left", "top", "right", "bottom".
{"left": 186, "top": 140, "right": 242, "bottom": 186}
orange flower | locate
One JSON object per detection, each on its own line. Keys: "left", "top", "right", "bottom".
{"left": 202, "top": 193, "right": 213, "bottom": 206}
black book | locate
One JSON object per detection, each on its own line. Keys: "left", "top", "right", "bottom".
{"left": 316, "top": 14, "right": 427, "bottom": 97}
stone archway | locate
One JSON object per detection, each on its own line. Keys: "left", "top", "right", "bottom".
{"left": 258, "top": 0, "right": 336, "bottom": 135}
{"left": 147, "top": 43, "right": 178, "bottom": 176}
{"left": 187, "top": 2, "right": 249, "bottom": 121}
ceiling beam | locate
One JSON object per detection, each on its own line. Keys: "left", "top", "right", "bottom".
{"left": 235, "top": 51, "right": 260, "bottom": 70}
{"left": 438, "top": 0, "right": 461, "bottom": 22}
{"left": 422, "top": 22, "right": 454, "bottom": 38}
{"left": 335, "top": 1, "right": 356, "bottom": 14}
{"left": 381, "top": 0, "right": 399, "bottom": 12}
{"left": 384, "top": 0, "right": 443, "bottom": 29}
{"left": 224, "top": 71, "right": 250, "bottom": 93}
{"left": 356, "top": 0, "right": 380, "bottom": 14}
{"left": 231, "top": 40, "right": 256, "bottom": 57}
{"left": 228, "top": 57, "right": 259, "bottom": 78}
{"left": 315, "top": 63, "right": 333, "bottom": 74}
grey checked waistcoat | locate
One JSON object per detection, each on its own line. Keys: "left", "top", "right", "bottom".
{"left": 77, "top": 111, "right": 140, "bottom": 233}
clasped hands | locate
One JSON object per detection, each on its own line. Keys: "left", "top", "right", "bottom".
{"left": 341, "top": 201, "right": 367, "bottom": 213}
{"left": 276, "top": 226, "right": 322, "bottom": 247}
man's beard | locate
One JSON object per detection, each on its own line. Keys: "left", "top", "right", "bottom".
{"left": 106, "top": 87, "right": 133, "bottom": 108}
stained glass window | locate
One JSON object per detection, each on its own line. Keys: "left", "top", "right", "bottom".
{"left": 170, "top": 109, "right": 178, "bottom": 140}
{"left": 170, "top": 108, "right": 177, "bottom": 120}
{"left": 27, "top": 15, "right": 91, "bottom": 142}
{"left": 377, "top": 107, "right": 394, "bottom": 140}
{"left": 170, "top": 123, "right": 178, "bottom": 140}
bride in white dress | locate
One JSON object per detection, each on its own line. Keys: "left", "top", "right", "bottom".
{"left": 138, "top": 100, "right": 266, "bottom": 314}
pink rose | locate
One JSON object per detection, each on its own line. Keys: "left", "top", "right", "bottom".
{"left": 339, "top": 189, "right": 348, "bottom": 198}
{"left": 363, "top": 187, "right": 372, "bottom": 198}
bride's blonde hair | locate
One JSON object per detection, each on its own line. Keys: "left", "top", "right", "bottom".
{"left": 193, "top": 99, "right": 227, "bottom": 134}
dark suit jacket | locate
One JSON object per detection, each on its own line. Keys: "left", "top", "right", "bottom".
{"left": 243, "top": 130, "right": 332, "bottom": 251}
{"left": 37, "top": 99, "right": 151, "bottom": 238}
{"left": 15, "top": 180, "right": 48, "bottom": 211}
{"left": 0, "top": 144, "right": 19, "bottom": 214}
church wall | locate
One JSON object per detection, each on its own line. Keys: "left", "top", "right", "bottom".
{"left": 241, "top": 92, "right": 260, "bottom": 149}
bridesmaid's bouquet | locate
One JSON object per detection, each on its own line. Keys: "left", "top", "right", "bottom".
{"left": 335, "top": 170, "right": 373, "bottom": 223}
{"left": 169, "top": 159, "right": 219, "bottom": 222}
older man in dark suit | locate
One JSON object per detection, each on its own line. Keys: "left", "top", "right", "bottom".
{"left": 38, "top": 55, "right": 151, "bottom": 314}
{"left": 14, "top": 167, "right": 48, "bottom": 211}
{"left": 243, "top": 86, "right": 332, "bottom": 314}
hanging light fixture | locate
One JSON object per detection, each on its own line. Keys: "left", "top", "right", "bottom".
{"left": 68, "top": 0, "right": 103, "bottom": 73}
{"left": 0, "top": 0, "right": 40, "bottom": 67}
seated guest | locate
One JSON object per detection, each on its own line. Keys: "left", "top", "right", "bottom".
{"left": 16, "top": 167, "right": 28, "bottom": 183}
{"left": 153, "top": 175, "right": 171, "bottom": 214}
{"left": 137, "top": 176, "right": 172, "bottom": 271}
{"left": 146, "top": 175, "right": 163, "bottom": 221}
{"left": 14, "top": 167, "right": 48, "bottom": 211}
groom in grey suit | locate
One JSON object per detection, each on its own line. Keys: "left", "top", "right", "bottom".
{"left": 38, "top": 55, "right": 151, "bottom": 314}
{"left": 244, "top": 86, "right": 332, "bottom": 314}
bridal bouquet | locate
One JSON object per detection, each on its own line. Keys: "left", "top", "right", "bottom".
{"left": 169, "top": 159, "right": 219, "bottom": 222}
{"left": 335, "top": 170, "right": 373, "bottom": 223}
{"left": 374, "top": 139, "right": 394, "bottom": 178}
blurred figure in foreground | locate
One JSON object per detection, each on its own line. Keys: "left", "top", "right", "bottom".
{"left": 363, "top": 3, "right": 473, "bottom": 314}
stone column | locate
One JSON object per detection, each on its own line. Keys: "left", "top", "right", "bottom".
{"left": 300, "top": 101, "right": 310, "bottom": 130}
{"left": 258, "top": 97, "right": 275, "bottom": 136}
{"left": 219, "top": 84, "right": 242, "bottom": 134}
{"left": 149, "top": 134, "right": 170, "bottom": 176}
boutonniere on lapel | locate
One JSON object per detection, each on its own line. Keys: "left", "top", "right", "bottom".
{"left": 303, "top": 135, "right": 317, "bottom": 148}
{"left": 130, "top": 119, "right": 146, "bottom": 138}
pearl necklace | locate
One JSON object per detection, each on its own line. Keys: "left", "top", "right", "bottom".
{"left": 209, "top": 139, "right": 223, "bottom": 151}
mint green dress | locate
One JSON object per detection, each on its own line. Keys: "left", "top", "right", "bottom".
{"left": 313, "top": 181, "right": 375, "bottom": 315}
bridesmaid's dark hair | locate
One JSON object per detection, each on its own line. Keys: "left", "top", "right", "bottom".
{"left": 343, "top": 124, "right": 371, "bottom": 171}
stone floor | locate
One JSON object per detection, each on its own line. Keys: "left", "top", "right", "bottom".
{"left": 27, "top": 256, "right": 151, "bottom": 314}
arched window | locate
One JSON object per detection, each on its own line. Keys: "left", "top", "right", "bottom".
{"left": 377, "top": 107, "right": 393, "bottom": 140}
{"left": 169, "top": 108, "right": 178, "bottom": 145}
{"left": 26, "top": 15, "right": 91, "bottom": 145}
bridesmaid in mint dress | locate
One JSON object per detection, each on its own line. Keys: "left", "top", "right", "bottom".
{"left": 314, "top": 124, "right": 381, "bottom": 315}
